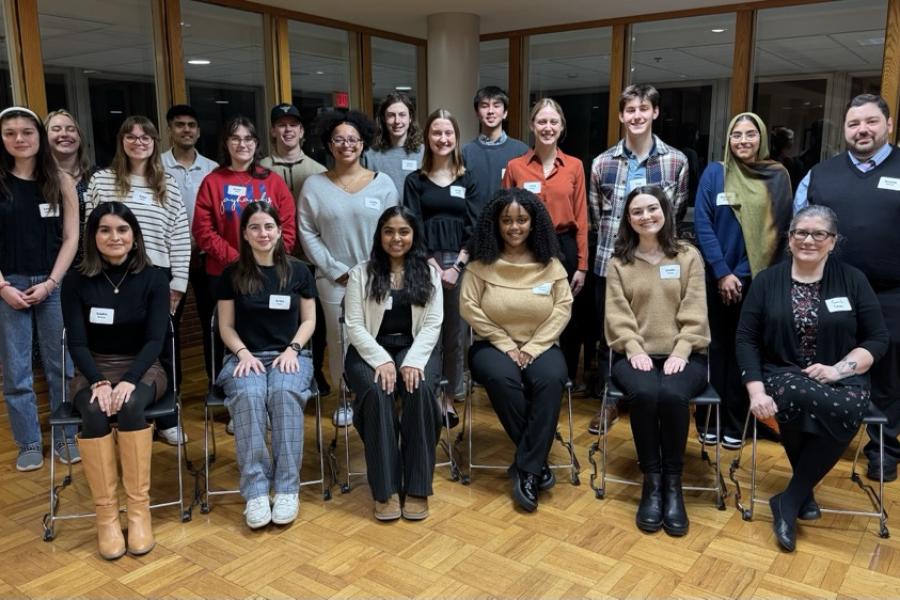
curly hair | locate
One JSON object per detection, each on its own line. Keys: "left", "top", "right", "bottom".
{"left": 467, "top": 188, "right": 560, "bottom": 265}
{"left": 366, "top": 206, "right": 434, "bottom": 306}
{"left": 612, "top": 185, "right": 685, "bottom": 264}
{"left": 316, "top": 110, "right": 376, "bottom": 153}
{"left": 372, "top": 92, "right": 422, "bottom": 153}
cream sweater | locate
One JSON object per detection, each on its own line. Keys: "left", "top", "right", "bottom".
{"left": 460, "top": 258, "right": 572, "bottom": 359}
{"left": 605, "top": 244, "right": 710, "bottom": 360}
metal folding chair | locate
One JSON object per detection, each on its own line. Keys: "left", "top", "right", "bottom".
{"left": 42, "top": 319, "right": 191, "bottom": 542}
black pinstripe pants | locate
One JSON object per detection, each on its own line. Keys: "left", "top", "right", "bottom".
{"left": 345, "top": 344, "right": 442, "bottom": 502}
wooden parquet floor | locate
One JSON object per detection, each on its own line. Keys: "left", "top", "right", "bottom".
{"left": 1, "top": 351, "right": 899, "bottom": 599}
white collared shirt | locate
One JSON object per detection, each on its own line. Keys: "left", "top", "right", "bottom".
{"left": 162, "top": 149, "right": 218, "bottom": 228}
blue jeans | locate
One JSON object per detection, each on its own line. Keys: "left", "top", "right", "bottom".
{"left": 0, "top": 274, "right": 75, "bottom": 450}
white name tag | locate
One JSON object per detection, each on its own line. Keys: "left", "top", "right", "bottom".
{"left": 523, "top": 181, "right": 541, "bottom": 194}
{"left": 384, "top": 295, "right": 393, "bottom": 310}
{"left": 38, "top": 203, "right": 59, "bottom": 218}
{"left": 501, "top": 168, "right": 506, "bottom": 179}
{"left": 660, "top": 265, "right": 681, "bottom": 279}
{"left": 89, "top": 307, "right": 115, "bottom": 325}
{"left": 877, "top": 176, "right": 900, "bottom": 191}
{"left": 716, "top": 192, "right": 735, "bottom": 206}
{"left": 269, "top": 294, "right": 291, "bottom": 310}
{"left": 825, "top": 297, "right": 852, "bottom": 312}
{"left": 132, "top": 191, "right": 153, "bottom": 204}
{"left": 532, "top": 282, "right": 552, "bottom": 295}
{"left": 629, "top": 177, "right": 647, "bottom": 192}
{"left": 401, "top": 159, "right": 417, "bottom": 171}
{"left": 227, "top": 185, "right": 247, "bottom": 196}
{"left": 450, "top": 185, "right": 465, "bottom": 199}
{"left": 364, "top": 197, "right": 381, "bottom": 210}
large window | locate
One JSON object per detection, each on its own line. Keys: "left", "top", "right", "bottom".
{"left": 38, "top": 0, "right": 159, "bottom": 166}
{"left": 528, "top": 28, "right": 612, "bottom": 174}
{"left": 753, "top": 0, "right": 887, "bottom": 184}
{"left": 181, "top": 0, "right": 266, "bottom": 159}
{"left": 0, "top": 3, "right": 11, "bottom": 108}
{"left": 371, "top": 37, "right": 418, "bottom": 113}
{"left": 480, "top": 39, "right": 508, "bottom": 91}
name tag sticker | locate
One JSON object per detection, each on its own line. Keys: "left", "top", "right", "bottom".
{"left": 629, "top": 177, "right": 647, "bottom": 192}
{"left": 384, "top": 295, "right": 393, "bottom": 310}
{"left": 450, "top": 185, "right": 466, "bottom": 199}
{"left": 825, "top": 297, "right": 852, "bottom": 312}
{"left": 132, "top": 191, "right": 153, "bottom": 204}
{"left": 501, "top": 168, "right": 506, "bottom": 179}
{"left": 877, "top": 177, "right": 900, "bottom": 191}
{"left": 401, "top": 159, "right": 417, "bottom": 171}
{"left": 269, "top": 294, "right": 291, "bottom": 310}
{"left": 523, "top": 181, "right": 541, "bottom": 194}
{"left": 38, "top": 203, "right": 59, "bottom": 218}
{"left": 227, "top": 185, "right": 248, "bottom": 197}
{"left": 364, "top": 197, "right": 381, "bottom": 210}
{"left": 660, "top": 265, "right": 681, "bottom": 279}
{"left": 716, "top": 192, "right": 736, "bottom": 206}
{"left": 532, "top": 282, "right": 552, "bottom": 296}
{"left": 89, "top": 307, "right": 115, "bottom": 325}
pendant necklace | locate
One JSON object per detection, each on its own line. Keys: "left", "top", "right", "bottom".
{"left": 102, "top": 270, "right": 128, "bottom": 294}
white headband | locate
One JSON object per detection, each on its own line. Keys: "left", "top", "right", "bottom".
{"left": 0, "top": 106, "right": 40, "bottom": 121}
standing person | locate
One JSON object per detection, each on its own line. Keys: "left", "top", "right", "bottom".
{"left": 588, "top": 84, "right": 689, "bottom": 433}
{"left": 260, "top": 103, "right": 329, "bottom": 394}
{"left": 460, "top": 189, "right": 573, "bottom": 513}
{"left": 794, "top": 94, "right": 900, "bottom": 483}
{"left": 605, "top": 186, "right": 710, "bottom": 537}
{"left": 215, "top": 202, "right": 315, "bottom": 529}
{"left": 299, "top": 111, "right": 399, "bottom": 426}
{"left": 462, "top": 86, "right": 529, "bottom": 217}
{"left": 344, "top": 206, "right": 443, "bottom": 521}
{"left": 736, "top": 206, "right": 888, "bottom": 552}
{"left": 62, "top": 202, "right": 168, "bottom": 560}
{"left": 85, "top": 115, "right": 190, "bottom": 446}
{"left": 44, "top": 109, "right": 97, "bottom": 268}
{"left": 502, "top": 98, "right": 588, "bottom": 389}
{"left": 694, "top": 112, "right": 793, "bottom": 448}
{"left": 193, "top": 115, "right": 297, "bottom": 393}
{"left": 364, "top": 92, "right": 424, "bottom": 200}
{"left": 160, "top": 104, "right": 218, "bottom": 389}
{"left": 403, "top": 109, "right": 478, "bottom": 421}
{"left": 0, "top": 106, "right": 79, "bottom": 471}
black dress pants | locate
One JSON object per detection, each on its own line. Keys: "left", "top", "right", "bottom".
{"left": 557, "top": 232, "right": 583, "bottom": 383}
{"left": 866, "top": 287, "right": 900, "bottom": 466}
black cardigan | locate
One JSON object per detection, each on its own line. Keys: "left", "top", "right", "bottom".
{"left": 735, "top": 258, "right": 888, "bottom": 386}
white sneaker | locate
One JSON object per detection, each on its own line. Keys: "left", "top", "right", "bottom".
{"left": 226, "top": 418, "right": 235, "bottom": 435}
{"left": 158, "top": 426, "right": 187, "bottom": 445}
{"left": 244, "top": 496, "right": 271, "bottom": 529}
{"left": 271, "top": 493, "right": 299, "bottom": 525}
{"left": 333, "top": 405, "right": 353, "bottom": 427}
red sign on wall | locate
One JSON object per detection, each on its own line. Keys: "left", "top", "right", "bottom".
{"left": 333, "top": 91, "right": 349, "bottom": 109}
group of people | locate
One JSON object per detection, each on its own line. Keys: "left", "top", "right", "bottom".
{"left": 0, "top": 82, "right": 896, "bottom": 558}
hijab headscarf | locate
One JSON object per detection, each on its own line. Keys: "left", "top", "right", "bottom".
{"left": 723, "top": 112, "right": 794, "bottom": 276}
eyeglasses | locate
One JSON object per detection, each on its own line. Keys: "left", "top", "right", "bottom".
{"left": 729, "top": 131, "right": 760, "bottom": 141}
{"left": 124, "top": 134, "right": 153, "bottom": 145}
{"left": 331, "top": 136, "right": 361, "bottom": 146}
{"left": 789, "top": 229, "right": 836, "bottom": 242}
{"left": 227, "top": 135, "right": 256, "bottom": 146}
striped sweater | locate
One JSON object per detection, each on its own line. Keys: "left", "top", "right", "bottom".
{"left": 84, "top": 169, "right": 191, "bottom": 293}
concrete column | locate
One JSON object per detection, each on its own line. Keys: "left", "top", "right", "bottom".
{"left": 426, "top": 13, "right": 480, "bottom": 141}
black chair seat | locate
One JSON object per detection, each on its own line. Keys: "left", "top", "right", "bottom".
{"left": 49, "top": 403, "right": 82, "bottom": 426}
{"left": 863, "top": 403, "right": 888, "bottom": 426}
{"left": 206, "top": 385, "right": 227, "bottom": 408}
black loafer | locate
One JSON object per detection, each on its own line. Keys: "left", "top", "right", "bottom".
{"left": 866, "top": 459, "right": 898, "bottom": 483}
{"left": 769, "top": 494, "right": 796, "bottom": 552}
{"left": 798, "top": 494, "right": 821, "bottom": 521}
{"left": 539, "top": 464, "right": 556, "bottom": 491}
{"left": 512, "top": 469, "right": 538, "bottom": 512}
{"left": 444, "top": 410, "right": 460, "bottom": 429}
{"left": 636, "top": 473, "right": 663, "bottom": 533}
{"left": 661, "top": 474, "right": 689, "bottom": 536}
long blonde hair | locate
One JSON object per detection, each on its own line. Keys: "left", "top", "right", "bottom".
{"left": 110, "top": 115, "right": 168, "bottom": 205}
{"left": 43, "top": 109, "right": 93, "bottom": 180}
{"left": 421, "top": 109, "right": 465, "bottom": 177}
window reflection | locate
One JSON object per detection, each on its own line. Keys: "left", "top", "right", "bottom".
{"left": 371, "top": 37, "right": 417, "bottom": 114}
{"left": 480, "top": 39, "right": 508, "bottom": 91}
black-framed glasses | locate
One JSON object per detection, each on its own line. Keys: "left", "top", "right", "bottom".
{"left": 331, "top": 136, "right": 361, "bottom": 146}
{"left": 789, "top": 229, "right": 835, "bottom": 242}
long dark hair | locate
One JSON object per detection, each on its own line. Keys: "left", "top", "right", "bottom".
{"left": 612, "top": 185, "right": 684, "bottom": 264}
{"left": 220, "top": 116, "right": 269, "bottom": 180}
{"left": 468, "top": 188, "right": 560, "bottom": 265}
{"left": 372, "top": 92, "right": 422, "bottom": 153}
{"left": 111, "top": 115, "right": 169, "bottom": 205}
{"left": 366, "top": 206, "right": 433, "bottom": 306}
{"left": 0, "top": 108, "right": 63, "bottom": 210}
{"left": 231, "top": 201, "right": 292, "bottom": 295}
{"left": 80, "top": 202, "right": 152, "bottom": 276}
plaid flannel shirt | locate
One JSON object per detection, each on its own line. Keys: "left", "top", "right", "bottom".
{"left": 589, "top": 135, "right": 689, "bottom": 277}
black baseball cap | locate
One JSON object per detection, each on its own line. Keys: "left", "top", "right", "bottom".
{"left": 271, "top": 103, "right": 302, "bottom": 125}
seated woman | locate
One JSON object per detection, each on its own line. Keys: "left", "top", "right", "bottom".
{"left": 460, "top": 188, "right": 573, "bottom": 513}
{"left": 343, "top": 206, "right": 443, "bottom": 522}
{"left": 605, "top": 185, "right": 710, "bottom": 537}
{"left": 736, "top": 205, "right": 888, "bottom": 552}
{"left": 215, "top": 202, "right": 316, "bottom": 529}
{"left": 61, "top": 202, "right": 169, "bottom": 560}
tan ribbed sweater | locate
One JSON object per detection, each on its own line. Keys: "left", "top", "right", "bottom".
{"left": 460, "top": 258, "right": 572, "bottom": 358}
{"left": 605, "top": 244, "right": 710, "bottom": 360}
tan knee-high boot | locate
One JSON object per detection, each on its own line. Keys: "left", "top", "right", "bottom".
{"left": 118, "top": 427, "right": 155, "bottom": 555}
{"left": 77, "top": 432, "right": 126, "bottom": 560}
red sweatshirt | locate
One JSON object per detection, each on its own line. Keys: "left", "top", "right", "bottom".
{"left": 192, "top": 166, "right": 297, "bottom": 276}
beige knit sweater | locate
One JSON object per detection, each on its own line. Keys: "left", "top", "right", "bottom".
{"left": 460, "top": 257, "right": 572, "bottom": 358}
{"left": 605, "top": 244, "right": 710, "bottom": 360}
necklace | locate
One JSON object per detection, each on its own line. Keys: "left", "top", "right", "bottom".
{"left": 102, "top": 270, "right": 128, "bottom": 294}
{"left": 331, "top": 170, "right": 364, "bottom": 192}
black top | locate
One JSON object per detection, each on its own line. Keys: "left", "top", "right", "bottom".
{"left": 736, "top": 259, "right": 889, "bottom": 386}
{"left": 216, "top": 259, "right": 316, "bottom": 352}
{"left": 377, "top": 289, "right": 413, "bottom": 338}
{"left": 0, "top": 174, "right": 64, "bottom": 275}
{"left": 403, "top": 170, "right": 478, "bottom": 253}
{"left": 62, "top": 263, "right": 170, "bottom": 385}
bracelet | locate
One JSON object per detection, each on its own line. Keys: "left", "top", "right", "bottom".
{"left": 47, "top": 275, "right": 59, "bottom": 287}
{"left": 449, "top": 265, "right": 461, "bottom": 273}
{"left": 91, "top": 380, "right": 112, "bottom": 390}
{"left": 235, "top": 347, "right": 248, "bottom": 357}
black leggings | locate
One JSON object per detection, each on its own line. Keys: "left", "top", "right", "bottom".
{"left": 778, "top": 420, "right": 850, "bottom": 520}
{"left": 74, "top": 382, "right": 156, "bottom": 438}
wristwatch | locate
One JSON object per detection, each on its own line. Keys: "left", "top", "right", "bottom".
{"left": 289, "top": 342, "right": 303, "bottom": 353}
{"left": 453, "top": 260, "right": 467, "bottom": 271}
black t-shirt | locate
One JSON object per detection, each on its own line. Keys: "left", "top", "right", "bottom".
{"left": 377, "top": 289, "right": 413, "bottom": 338}
{"left": 217, "top": 259, "right": 316, "bottom": 352}
{"left": 0, "top": 174, "right": 64, "bottom": 275}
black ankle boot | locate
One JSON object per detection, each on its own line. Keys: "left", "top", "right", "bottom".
{"left": 512, "top": 469, "right": 538, "bottom": 512}
{"left": 662, "top": 474, "right": 689, "bottom": 536}
{"left": 636, "top": 473, "right": 663, "bottom": 533}
{"left": 769, "top": 493, "right": 796, "bottom": 552}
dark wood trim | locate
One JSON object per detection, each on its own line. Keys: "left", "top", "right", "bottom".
{"left": 730, "top": 9, "right": 754, "bottom": 116}
{"left": 607, "top": 23, "right": 628, "bottom": 147}
{"left": 164, "top": 0, "right": 187, "bottom": 105}
{"left": 5, "top": 0, "right": 47, "bottom": 115}
{"left": 2, "top": 0, "right": 25, "bottom": 105}
{"left": 196, "top": 0, "right": 425, "bottom": 46}
{"left": 508, "top": 35, "right": 524, "bottom": 140}
{"left": 883, "top": 0, "right": 900, "bottom": 143}
{"left": 151, "top": 0, "right": 172, "bottom": 134}
{"left": 275, "top": 16, "right": 292, "bottom": 102}
{"left": 360, "top": 33, "right": 374, "bottom": 116}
